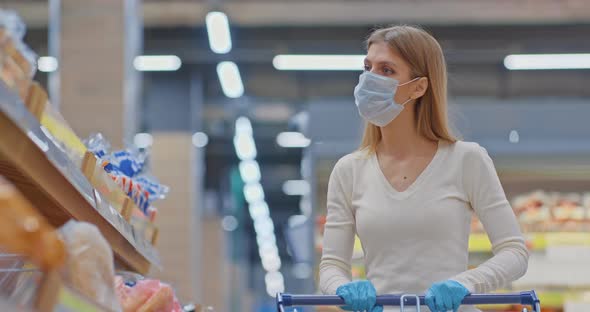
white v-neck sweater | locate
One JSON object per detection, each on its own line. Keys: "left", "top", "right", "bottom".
{"left": 319, "top": 141, "right": 529, "bottom": 312}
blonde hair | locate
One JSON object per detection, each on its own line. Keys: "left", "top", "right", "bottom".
{"left": 359, "top": 25, "right": 456, "bottom": 154}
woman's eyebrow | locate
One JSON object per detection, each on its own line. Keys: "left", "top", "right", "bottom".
{"left": 365, "top": 58, "right": 397, "bottom": 68}
{"left": 378, "top": 61, "right": 397, "bottom": 68}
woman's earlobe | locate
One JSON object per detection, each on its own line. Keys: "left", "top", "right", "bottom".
{"left": 418, "top": 78, "right": 429, "bottom": 96}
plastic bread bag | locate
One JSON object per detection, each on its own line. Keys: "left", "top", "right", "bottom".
{"left": 136, "top": 175, "right": 169, "bottom": 202}
{"left": 109, "top": 173, "right": 150, "bottom": 214}
{"left": 84, "top": 133, "right": 112, "bottom": 159}
{"left": 0, "top": 38, "right": 32, "bottom": 97}
{"left": 111, "top": 174, "right": 168, "bottom": 215}
{"left": 15, "top": 41, "right": 37, "bottom": 79}
{"left": 0, "top": 11, "right": 34, "bottom": 95}
{"left": 0, "top": 10, "right": 26, "bottom": 41}
{"left": 59, "top": 221, "right": 122, "bottom": 312}
{"left": 109, "top": 149, "right": 146, "bottom": 178}
{"left": 115, "top": 273, "right": 182, "bottom": 312}
{"left": 85, "top": 133, "right": 147, "bottom": 177}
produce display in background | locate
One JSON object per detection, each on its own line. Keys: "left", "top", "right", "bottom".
{"left": 85, "top": 133, "right": 168, "bottom": 220}
{"left": 471, "top": 191, "right": 590, "bottom": 234}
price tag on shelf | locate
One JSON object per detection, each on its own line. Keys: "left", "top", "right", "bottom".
{"left": 69, "top": 170, "right": 95, "bottom": 207}
{"left": 123, "top": 221, "right": 134, "bottom": 243}
{"left": 92, "top": 189, "right": 105, "bottom": 213}
{"left": 108, "top": 205, "right": 119, "bottom": 226}
{"left": 93, "top": 189, "right": 118, "bottom": 228}
{"left": 26, "top": 129, "right": 49, "bottom": 152}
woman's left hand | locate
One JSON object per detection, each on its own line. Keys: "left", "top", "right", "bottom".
{"left": 425, "top": 280, "right": 469, "bottom": 312}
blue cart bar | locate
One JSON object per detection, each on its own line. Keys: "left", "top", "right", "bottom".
{"left": 277, "top": 290, "right": 540, "bottom": 312}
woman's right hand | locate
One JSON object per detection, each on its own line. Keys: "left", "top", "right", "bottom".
{"left": 336, "top": 280, "right": 383, "bottom": 312}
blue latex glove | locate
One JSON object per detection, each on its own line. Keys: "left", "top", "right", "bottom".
{"left": 425, "top": 280, "right": 470, "bottom": 312}
{"left": 336, "top": 280, "right": 383, "bottom": 312}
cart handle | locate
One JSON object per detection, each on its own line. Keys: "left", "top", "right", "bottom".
{"left": 276, "top": 291, "right": 540, "bottom": 311}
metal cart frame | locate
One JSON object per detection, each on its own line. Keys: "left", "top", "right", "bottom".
{"left": 277, "top": 290, "right": 541, "bottom": 312}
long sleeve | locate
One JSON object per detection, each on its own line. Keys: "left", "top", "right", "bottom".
{"left": 319, "top": 158, "right": 356, "bottom": 295}
{"left": 452, "top": 145, "right": 529, "bottom": 294}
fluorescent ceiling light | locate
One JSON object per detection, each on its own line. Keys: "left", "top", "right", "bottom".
{"left": 509, "top": 130, "right": 520, "bottom": 144}
{"left": 244, "top": 182, "right": 265, "bottom": 204}
{"left": 192, "top": 132, "right": 209, "bottom": 148}
{"left": 265, "top": 270, "right": 285, "bottom": 296}
{"left": 133, "top": 133, "right": 153, "bottom": 149}
{"left": 217, "top": 61, "right": 244, "bottom": 98}
{"left": 206, "top": 11, "right": 232, "bottom": 54}
{"left": 264, "top": 271, "right": 284, "bottom": 287}
{"left": 258, "top": 244, "right": 279, "bottom": 256}
{"left": 257, "top": 237, "right": 277, "bottom": 250}
{"left": 261, "top": 254, "right": 282, "bottom": 272}
{"left": 282, "top": 180, "right": 310, "bottom": 196}
{"left": 266, "top": 284, "right": 284, "bottom": 297}
{"left": 249, "top": 202, "right": 270, "bottom": 219}
{"left": 254, "top": 218, "right": 275, "bottom": 236}
{"left": 239, "top": 160, "right": 261, "bottom": 184}
{"left": 504, "top": 53, "right": 590, "bottom": 70}
{"left": 134, "top": 55, "right": 181, "bottom": 71}
{"left": 234, "top": 134, "right": 257, "bottom": 160}
{"left": 38, "top": 56, "right": 58, "bottom": 72}
{"left": 235, "top": 116, "right": 253, "bottom": 135}
{"left": 276, "top": 132, "right": 311, "bottom": 148}
{"left": 273, "top": 54, "right": 364, "bottom": 71}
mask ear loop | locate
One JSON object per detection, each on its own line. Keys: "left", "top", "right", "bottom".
{"left": 399, "top": 97, "right": 414, "bottom": 107}
{"left": 398, "top": 76, "right": 423, "bottom": 106}
{"left": 398, "top": 76, "right": 422, "bottom": 86}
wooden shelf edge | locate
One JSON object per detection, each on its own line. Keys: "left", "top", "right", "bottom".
{"left": 0, "top": 85, "right": 158, "bottom": 274}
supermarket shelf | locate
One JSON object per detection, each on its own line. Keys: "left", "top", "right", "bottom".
{"left": 513, "top": 249, "right": 590, "bottom": 288}
{"left": 0, "top": 81, "right": 159, "bottom": 274}
{"left": 478, "top": 291, "right": 569, "bottom": 309}
{"left": 469, "top": 232, "right": 590, "bottom": 252}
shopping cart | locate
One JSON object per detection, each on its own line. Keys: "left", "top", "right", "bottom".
{"left": 276, "top": 290, "right": 540, "bottom": 312}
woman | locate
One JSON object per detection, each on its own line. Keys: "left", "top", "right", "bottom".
{"left": 319, "top": 25, "right": 529, "bottom": 312}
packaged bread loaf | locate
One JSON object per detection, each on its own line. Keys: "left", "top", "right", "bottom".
{"left": 59, "top": 221, "right": 122, "bottom": 312}
{"left": 0, "top": 177, "right": 65, "bottom": 270}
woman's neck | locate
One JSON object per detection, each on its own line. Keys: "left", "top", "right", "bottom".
{"left": 378, "top": 106, "right": 433, "bottom": 158}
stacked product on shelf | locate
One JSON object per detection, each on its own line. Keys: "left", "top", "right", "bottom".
{"left": 84, "top": 133, "right": 168, "bottom": 243}
{"left": 513, "top": 191, "right": 590, "bottom": 232}
{"left": 0, "top": 10, "right": 36, "bottom": 101}
{"left": 0, "top": 175, "right": 187, "bottom": 312}
{"left": 470, "top": 190, "right": 590, "bottom": 312}
{"left": 0, "top": 8, "right": 158, "bottom": 269}
{"left": 0, "top": 10, "right": 204, "bottom": 312}
{"left": 0, "top": 175, "right": 111, "bottom": 311}
{"left": 471, "top": 191, "right": 590, "bottom": 234}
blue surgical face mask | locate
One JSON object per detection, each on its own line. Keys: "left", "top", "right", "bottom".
{"left": 353, "top": 71, "right": 421, "bottom": 127}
